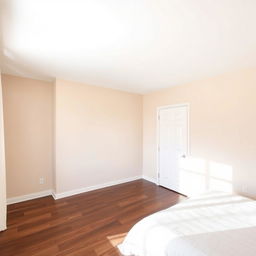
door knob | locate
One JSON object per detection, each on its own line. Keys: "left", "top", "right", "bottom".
{"left": 181, "top": 154, "right": 186, "bottom": 158}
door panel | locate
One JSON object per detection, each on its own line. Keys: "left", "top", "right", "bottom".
{"left": 158, "top": 105, "right": 188, "bottom": 195}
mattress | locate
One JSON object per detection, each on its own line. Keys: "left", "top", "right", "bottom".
{"left": 118, "top": 191, "right": 256, "bottom": 256}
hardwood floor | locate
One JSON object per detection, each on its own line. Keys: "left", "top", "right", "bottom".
{"left": 0, "top": 179, "right": 185, "bottom": 256}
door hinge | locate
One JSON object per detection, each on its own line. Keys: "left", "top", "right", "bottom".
{"left": 158, "top": 115, "right": 160, "bottom": 120}
{"left": 158, "top": 172, "right": 160, "bottom": 179}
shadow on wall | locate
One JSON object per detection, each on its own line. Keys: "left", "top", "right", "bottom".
{"left": 178, "top": 156, "right": 233, "bottom": 196}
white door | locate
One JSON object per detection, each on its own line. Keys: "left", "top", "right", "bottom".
{"left": 158, "top": 105, "right": 188, "bottom": 195}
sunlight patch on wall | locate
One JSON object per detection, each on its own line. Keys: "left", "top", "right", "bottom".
{"left": 209, "top": 161, "right": 233, "bottom": 193}
{"left": 178, "top": 157, "right": 233, "bottom": 196}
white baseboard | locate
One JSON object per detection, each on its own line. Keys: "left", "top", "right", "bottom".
{"left": 7, "top": 190, "right": 53, "bottom": 205}
{"left": 142, "top": 175, "right": 157, "bottom": 184}
{"left": 53, "top": 175, "right": 142, "bottom": 200}
{"left": 6, "top": 175, "right": 157, "bottom": 204}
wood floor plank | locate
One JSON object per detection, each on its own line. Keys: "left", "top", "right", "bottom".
{"left": 0, "top": 179, "right": 185, "bottom": 256}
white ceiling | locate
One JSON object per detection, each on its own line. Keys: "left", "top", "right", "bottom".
{"left": 1, "top": 0, "right": 256, "bottom": 94}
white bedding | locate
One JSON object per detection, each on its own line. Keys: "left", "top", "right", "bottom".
{"left": 118, "top": 191, "right": 256, "bottom": 256}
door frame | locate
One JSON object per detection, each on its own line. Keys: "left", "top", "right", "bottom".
{"left": 156, "top": 103, "right": 190, "bottom": 186}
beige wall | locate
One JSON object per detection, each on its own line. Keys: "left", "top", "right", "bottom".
{"left": 1, "top": 75, "right": 142, "bottom": 199}
{"left": 2, "top": 75, "right": 53, "bottom": 198}
{"left": 0, "top": 72, "right": 7, "bottom": 231}
{"left": 3, "top": 68, "right": 255, "bottom": 199}
{"left": 54, "top": 79, "right": 142, "bottom": 194}
{"left": 143, "top": 69, "right": 256, "bottom": 197}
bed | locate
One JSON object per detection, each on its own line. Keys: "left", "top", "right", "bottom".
{"left": 118, "top": 191, "right": 256, "bottom": 256}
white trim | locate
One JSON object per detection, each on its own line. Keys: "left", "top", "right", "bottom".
{"left": 7, "top": 190, "right": 53, "bottom": 205}
{"left": 142, "top": 175, "right": 157, "bottom": 184}
{"left": 6, "top": 176, "right": 157, "bottom": 203}
{"left": 53, "top": 176, "right": 142, "bottom": 200}
{"left": 157, "top": 103, "right": 189, "bottom": 111}
{"left": 156, "top": 103, "right": 190, "bottom": 185}
{"left": 51, "top": 190, "right": 58, "bottom": 200}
